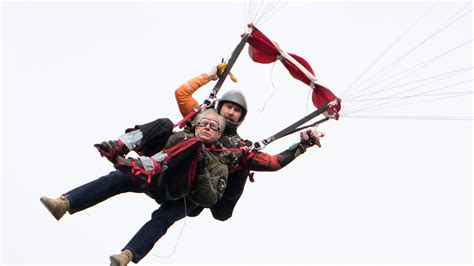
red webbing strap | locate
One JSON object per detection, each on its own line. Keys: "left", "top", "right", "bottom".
{"left": 130, "top": 159, "right": 163, "bottom": 184}
{"left": 173, "top": 106, "right": 203, "bottom": 129}
{"left": 187, "top": 144, "right": 202, "bottom": 187}
{"left": 157, "top": 138, "right": 201, "bottom": 188}
{"left": 148, "top": 160, "right": 162, "bottom": 184}
{"left": 162, "top": 138, "right": 201, "bottom": 164}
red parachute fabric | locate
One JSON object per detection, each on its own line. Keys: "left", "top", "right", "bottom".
{"left": 246, "top": 24, "right": 341, "bottom": 116}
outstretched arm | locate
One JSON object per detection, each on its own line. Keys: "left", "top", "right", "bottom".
{"left": 246, "top": 128, "right": 325, "bottom": 171}
{"left": 246, "top": 144, "right": 305, "bottom": 171}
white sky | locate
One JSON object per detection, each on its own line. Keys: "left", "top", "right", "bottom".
{"left": 1, "top": 1, "right": 472, "bottom": 265}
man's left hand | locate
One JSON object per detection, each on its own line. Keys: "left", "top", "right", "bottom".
{"left": 300, "top": 128, "right": 325, "bottom": 148}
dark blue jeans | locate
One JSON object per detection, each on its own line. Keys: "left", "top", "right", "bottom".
{"left": 65, "top": 170, "right": 199, "bottom": 263}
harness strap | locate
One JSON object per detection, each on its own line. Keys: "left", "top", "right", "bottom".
{"left": 130, "top": 159, "right": 163, "bottom": 184}
{"left": 163, "top": 138, "right": 202, "bottom": 164}
{"left": 159, "top": 137, "right": 202, "bottom": 188}
{"left": 206, "top": 145, "right": 245, "bottom": 153}
{"left": 187, "top": 144, "right": 202, "bottom": 186}
{"left": 173, "top": 106, "right": 202, "bottom": 129}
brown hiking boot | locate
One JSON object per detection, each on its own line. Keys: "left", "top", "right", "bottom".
{"left": 40, "top": 195, "right": 69, "bottom": 221}
{"left": 110, "top": 249, "right": 133, "bottom": 266}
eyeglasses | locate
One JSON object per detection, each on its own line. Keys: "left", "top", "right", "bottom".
{"left": 196, "top": 118, "right": 221, "bottom": 131}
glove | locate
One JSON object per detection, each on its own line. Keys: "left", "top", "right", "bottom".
{"left": 216, "top": 61, "right": 238, "bottom": 83}
{"left": 94, "top": 140, "right": 129, "bottom": 163}
{"left": 299, "top": 128, "right": 325, "bottom": 148}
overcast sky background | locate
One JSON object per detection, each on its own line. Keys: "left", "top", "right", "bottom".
{"left": 1, "top": 1, "right": 472, "bottom": 265}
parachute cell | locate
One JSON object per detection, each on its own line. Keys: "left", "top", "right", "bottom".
{"left": 246, "top": 23, "right": 341, "bottom": 116}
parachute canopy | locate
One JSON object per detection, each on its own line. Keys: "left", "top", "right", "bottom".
{"left": 246, "top": 24, "right": 341, "bottom": 117}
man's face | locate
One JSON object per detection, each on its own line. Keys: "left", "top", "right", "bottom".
{"left": 219, "top": 102, "right": 243, "bottom": 122}
{"left": 195, "top": 114, "right": 223, "bottom": 143}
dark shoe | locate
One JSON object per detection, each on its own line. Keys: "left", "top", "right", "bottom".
{"left": 40, "top": 195, "right": 69, "bottom": 221}
{"left": 94, "top": 140, "right": 129, "bottom": 163}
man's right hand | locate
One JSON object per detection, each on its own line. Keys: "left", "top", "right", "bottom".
{"left": 208, "top": 66, "right": 219, "bottom": 81}
{"left": 208, "top": 62, "right": 238, "bottom": 82}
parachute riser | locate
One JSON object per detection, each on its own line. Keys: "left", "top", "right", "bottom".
{"left": 252, "top": 117, "right": 328, "bottom": 151}
{"left": 206, "top": 33, "right": 251, "bottom": 104}
{"left": 284, "top": 116, "right": 330, "bottom": 136}
{"left": 252, "top": 100, "right": 339, "bottom": 150}
{"left": 178, "top": 31, "right": 252, "bottom": 127}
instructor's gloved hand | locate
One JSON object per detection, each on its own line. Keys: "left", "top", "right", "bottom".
{"left": 299, "top": 127, "right": 325, "bottom": 148}
{"left": 208, "top": 60, "right": 238, "bottom": 82}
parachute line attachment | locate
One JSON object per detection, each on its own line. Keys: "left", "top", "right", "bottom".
{"left": 253, "top": 100, "right": 339, "bottom": 150}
